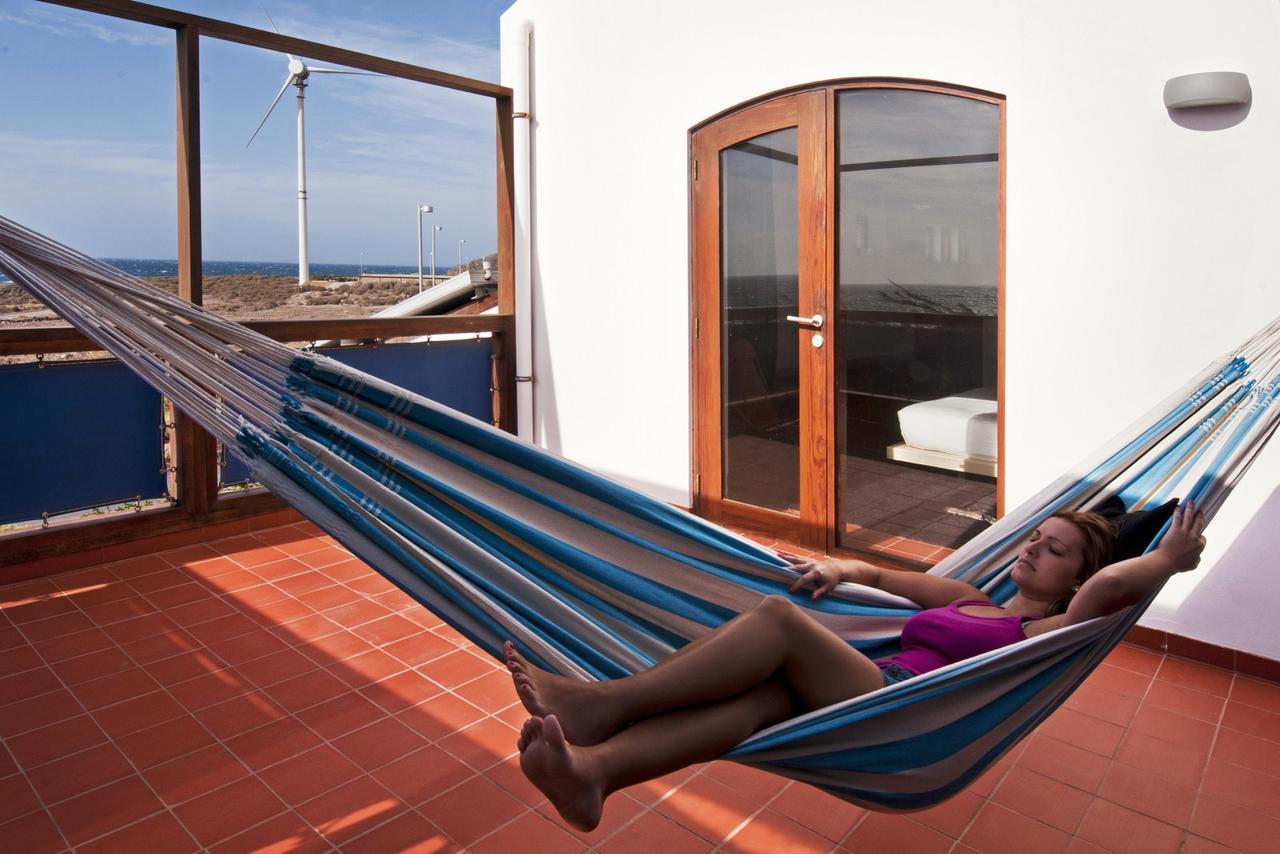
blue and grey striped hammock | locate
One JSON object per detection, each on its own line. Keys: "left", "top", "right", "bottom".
{"left": 2, "top": 214, "right": 1278, "bottom": 811}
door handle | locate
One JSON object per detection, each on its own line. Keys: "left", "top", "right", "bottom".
{"left": 785, "top": 313, "right": 824, "bottom": 329}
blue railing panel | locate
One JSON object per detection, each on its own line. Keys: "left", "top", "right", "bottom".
{"left": 222, "top": 339, "right": 493, "bottom": 484}
{"left": 0, "top": 360, "right": 166, "bottom": 525}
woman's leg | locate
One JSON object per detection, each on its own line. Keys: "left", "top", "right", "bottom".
{"left": 519, "top": 678, "right": 795, "bottom": 831}
{"left": 507, "top": 594, "right": 884, "bottom": 745}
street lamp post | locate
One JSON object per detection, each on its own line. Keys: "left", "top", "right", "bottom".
{"left": 457, "top": 238, "right": 466, "bottom": 270}
{"left": 430, "top": 224, "right": 443, "bottom": 286}
{"left": 416, "top": 204, "right": 433, "bottom": 293}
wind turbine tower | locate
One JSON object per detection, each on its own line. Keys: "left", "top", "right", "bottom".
{"left": 247, "top": 56, "right": 376, "bottom": 285}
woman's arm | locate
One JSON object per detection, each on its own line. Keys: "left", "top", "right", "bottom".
{"left": 786, "top": 555, "right": 987, "bottom": 609}
{"left": 1062, "top": 499, "right": 1207, "bottom": 627}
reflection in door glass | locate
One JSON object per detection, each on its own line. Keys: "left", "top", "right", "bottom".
{"left": 837, "top": 90, "right": 999, "bottom": 563}
{"left": 720, "top": 128, "right": 800, "bottom": 513}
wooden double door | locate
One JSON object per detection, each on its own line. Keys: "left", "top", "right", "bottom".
{"left": 691, "top": 83, "right": 1003, "bottom": 558}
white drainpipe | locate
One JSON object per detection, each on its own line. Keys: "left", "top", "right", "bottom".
{"left": 513, "top": 21, "right": 534, "bottom": 442}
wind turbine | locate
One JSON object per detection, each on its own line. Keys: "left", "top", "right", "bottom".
{"left": 246, "top": 55, "right": 378, "bottom": 285}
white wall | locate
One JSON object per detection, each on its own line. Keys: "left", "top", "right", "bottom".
{"left": 500, "top": 0, "right": 1280, "bottom": 658}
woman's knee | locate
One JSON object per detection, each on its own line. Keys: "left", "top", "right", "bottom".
{"left": 754, "top": 594, "right": 802, "bottom": 626}
{"left": 756, "top": 594, "right": 798, "bottom": 616}
{"left": 750, "top": 678, "right": 796, "bottom": 727}
{"left": 747, "top": 599, "right": 803, "bottom": 637}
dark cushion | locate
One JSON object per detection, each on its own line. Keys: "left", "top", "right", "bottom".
{"left": 1091, "top": 496, "right": 1180, "bottom": 562}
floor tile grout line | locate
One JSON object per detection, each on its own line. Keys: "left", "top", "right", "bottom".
{"left": 8, "top": 593, "right": 210, "bottom": 854}
{"left": 1079, "top": 650, "right": 1210, "bottom": 837}
{"left": 579, "top": 768, "right": 715, "bottom": 851}
{"left": 110, "top": 535, "right": 421, "bottom": 850}
{"left": 4, "top": 529, "right": 443, "bottom": 851}
{"left": 1183, "top": 665, "right": 1234, "bottom": 839}
{"left": 838, "top": 802, "right": 872, "bottom": 848}
{"left": 707, "top": 773, "right": 795, "bottom": 852}
{"left": 10, "top": 524, "right": 1280, "bottom": 851}
{"left": 140, "top": 534, "right": 534, "bottom": 848}
{"left": 0, "top": 738, "right": 76, "bottom": 852}
{"left": 207, "top": 805, "right": 339, "bottom": 854}
{"left": 26, "top": 549, "right": 371, "bottom": 854}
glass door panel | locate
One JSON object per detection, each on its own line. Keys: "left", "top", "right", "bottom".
{"left": 836, "top": 89, "right": 999, "bottom": 561}
{"left": 720, "top": 128, "right": 800, "bottom": 513}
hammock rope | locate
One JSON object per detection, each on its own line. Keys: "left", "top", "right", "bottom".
{"left": 2, "top": 213, "right": 1278, "bottom": 810}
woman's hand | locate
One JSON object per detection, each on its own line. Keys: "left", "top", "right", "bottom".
{"left": 1062, "top": 498, "right": 1208, "bottom": 627}
{"left": 783, "top": 555, "right": 874, "bottom": 600}
{"left": 1155, "top": 498, "right": 1207, "bottom": 573}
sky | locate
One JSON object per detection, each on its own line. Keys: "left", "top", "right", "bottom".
{"left": 0, "top": 0, "right": 514, "bottom": 266}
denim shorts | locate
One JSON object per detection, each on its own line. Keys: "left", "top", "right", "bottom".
{"left": 880, "top": 662, "right": 917, "bottom": 687}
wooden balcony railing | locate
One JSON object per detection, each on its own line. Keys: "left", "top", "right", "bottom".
{"left": 2, "top": 0, "right": 517, "bottom": 572}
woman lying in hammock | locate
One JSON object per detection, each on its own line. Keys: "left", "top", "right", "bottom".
{"left": 505, "top": 500, "right": 1207, "bottom": 830}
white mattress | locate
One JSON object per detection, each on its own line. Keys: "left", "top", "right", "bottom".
{"left": 896, "top": 387, "right": 998, "bottom": 461}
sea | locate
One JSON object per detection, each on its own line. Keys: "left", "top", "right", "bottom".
{"left": 726, "top": 276, "right": 998, "bottom": 316}
{"left": 0, "top": 258, "right": 438, "bottom": 283}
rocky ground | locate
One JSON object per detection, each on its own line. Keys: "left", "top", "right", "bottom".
{"left": 0, "top": 275, "right": 433, "bottom": 363}
{"left": 0, "top": 274, "right": 424, "bottom": 323}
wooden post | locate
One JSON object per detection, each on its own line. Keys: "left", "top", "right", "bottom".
{"left": 173, "top": 24, "right": 218, "bottom": 516}
{"left": 494, "top": 95, "right": 518, "bottom": 435}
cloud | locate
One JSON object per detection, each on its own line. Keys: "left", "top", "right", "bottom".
{"left": 262, "top": 2, "right": 499, "bottom": 79}
{"left": 229, "top": 3, "right": 501, "bottom": 133}
{"left": 324, "top": 77, "right": 495, "bottom": 133}
{"left": 323, "top": 127, "right": 494, "bottom": 185}
{"left": 0, "top": 1, "right": 503, "bottom": 263}
{"left": 0, "top": 131, "right": 173, "bottom": 179}
{"left": 0, "top": 7, "right": 170, "bottom": 47}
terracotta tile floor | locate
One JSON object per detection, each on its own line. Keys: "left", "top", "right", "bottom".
{"left": 2, "top": 521, "right": 1279, "bottom": 852}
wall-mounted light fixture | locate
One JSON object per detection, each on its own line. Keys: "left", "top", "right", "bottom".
{"left": 1163, "top": 72, "right": 1251, "bottom": 109}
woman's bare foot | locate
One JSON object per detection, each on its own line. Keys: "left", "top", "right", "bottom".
{"left": 503, "top": 641, "right": 618, "bottom": 745}
{"left": 518, "top": 715, "right": 604, "bottom": 832}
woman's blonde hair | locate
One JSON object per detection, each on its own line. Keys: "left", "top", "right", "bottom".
{"left": 1044, "top": 511, "right": 1117, "bottom": 617}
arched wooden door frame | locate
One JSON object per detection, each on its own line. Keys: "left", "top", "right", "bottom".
{"left": 690, "top": 79, "right": 1006, "bottom": 556}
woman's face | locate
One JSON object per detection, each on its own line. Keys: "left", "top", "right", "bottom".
{"left": 1011, "top": 517, "right": 1087, "bottom": 601}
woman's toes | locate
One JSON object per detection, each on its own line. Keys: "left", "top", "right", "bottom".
{"left": 543, "top": 714, "right": 567, "bottom": 748}
{"left": 518, "top": 717, "right": 538, "bottom": 752}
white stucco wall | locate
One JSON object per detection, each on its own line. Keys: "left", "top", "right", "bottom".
{"left": 500, "top": 0, "right": 1280, "bottom": 658}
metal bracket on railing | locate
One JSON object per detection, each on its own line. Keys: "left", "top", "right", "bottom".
{"left": 35, "top": 353, "right": 45, "bottom": 368}
{"left": 41, "top": 511, "right": 49, "bottom": 528}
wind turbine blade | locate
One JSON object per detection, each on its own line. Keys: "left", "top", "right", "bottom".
{"left": 307, "top": 68, "right": 385, "bottom": 77}
{"left": 259, "top": 1, "right": 281, "bottom": 34}
{"left": 245, "top": 73, "right": 295, "bottom": 148}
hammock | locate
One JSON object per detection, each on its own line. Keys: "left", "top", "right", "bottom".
{"left": 2, "top": 214, "right": 1278, "bottom": 811}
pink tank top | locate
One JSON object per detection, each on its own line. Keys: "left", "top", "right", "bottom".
{"left": 878, "top": 600, "right": 1035, "bottom": 676}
